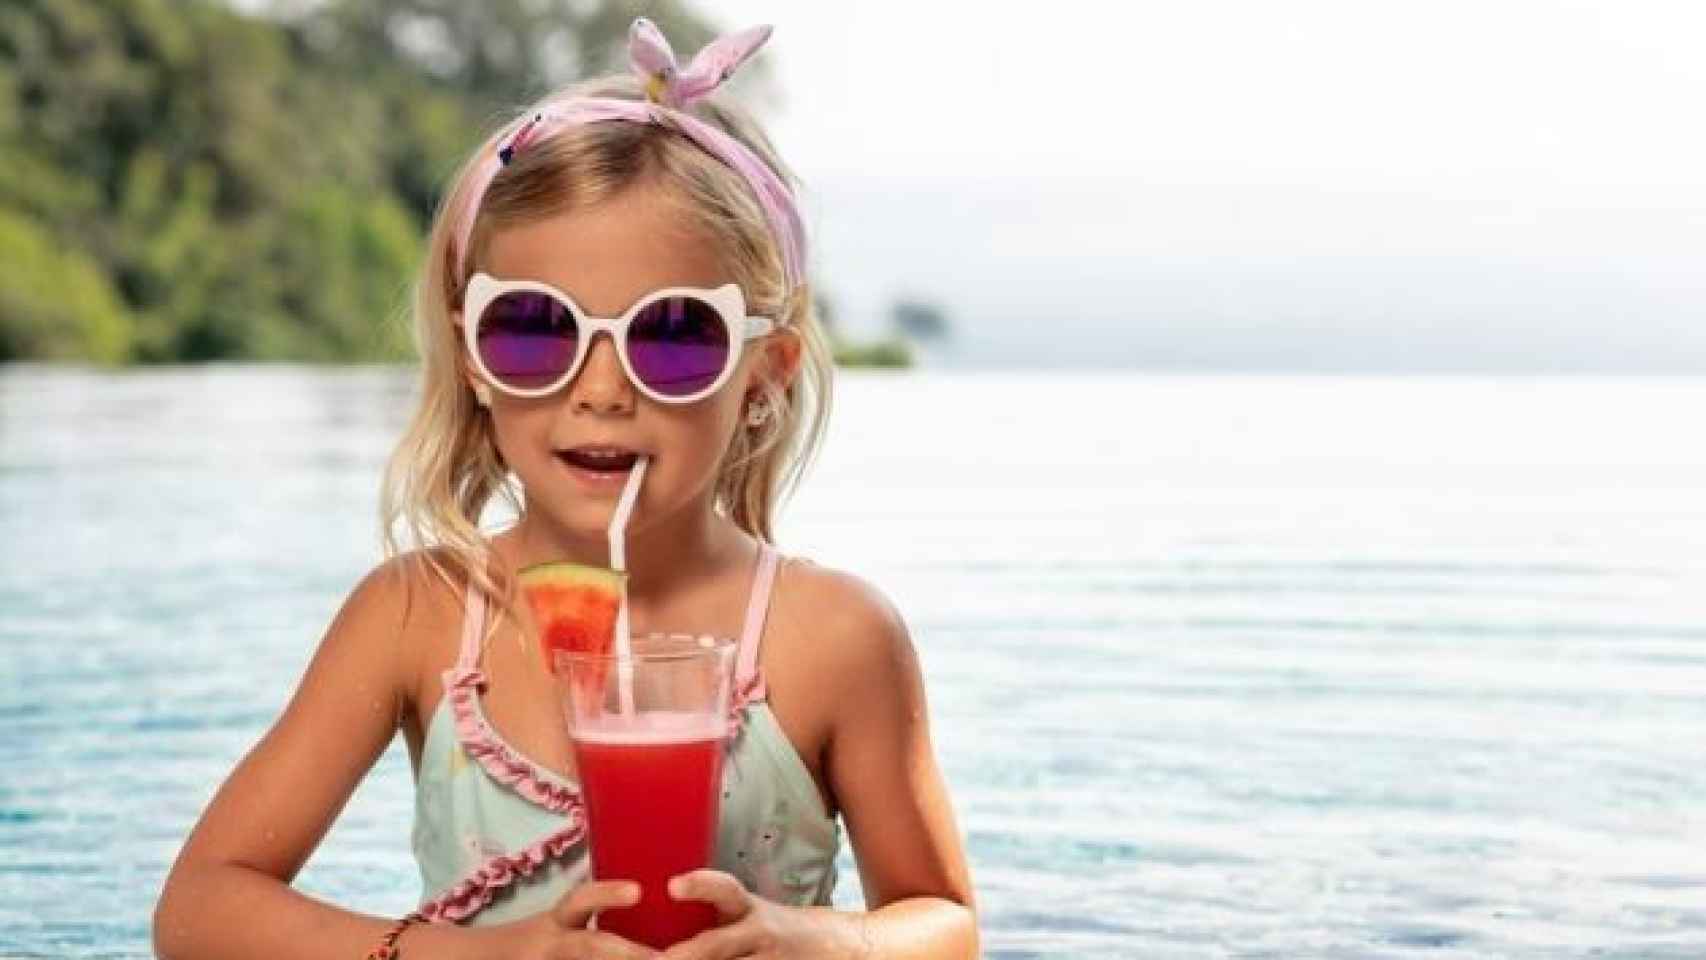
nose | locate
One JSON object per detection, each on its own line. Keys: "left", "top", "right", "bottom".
{"left": 568, "top": 333, "right": 635, "bottom": 415}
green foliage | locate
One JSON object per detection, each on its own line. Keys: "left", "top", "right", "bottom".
{"left": 0, "top": 208, "right": 131, "bottom": 361}
{"left": 0, "top": 0, "right": 741, "bottom": 363}
{"left": 832, "top": 336, "right": 913, "bottom": 369}
{"left": 292, "top": 0, "right": 747, "bottom": 114}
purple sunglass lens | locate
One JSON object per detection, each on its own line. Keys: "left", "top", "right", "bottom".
{"left": 476, "top": 291, "right": 577, "bottom": 390}
{"left": 627, "top": 296, "right": 732, "bottom": 398}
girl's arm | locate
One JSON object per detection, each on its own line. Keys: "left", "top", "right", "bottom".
{"left": 152, "top": 560, "right": 496, "bottom": 959}
{"left": 663, "top": 571, "right": 979, "bottom": 959}
{"left": 812, "top": 574, "right": 978, "bottom": 957}
{"left": 154, "top": 557, "right": 653, "bottom": 960}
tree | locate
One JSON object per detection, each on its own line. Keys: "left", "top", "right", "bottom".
{"left": 0, "top": 0, "right": 757, "bottom": 363}
{"left": 891, "top": 297, "right": 951, "bottom": 340}
{"left": 287, "top": 0, "right": 760, "bottom": 118}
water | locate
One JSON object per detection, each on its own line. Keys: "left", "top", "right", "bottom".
{"left": 2, "top": 366, "right": 1704, "bottom": 957}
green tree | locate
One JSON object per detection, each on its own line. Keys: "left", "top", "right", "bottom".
{"left": 290, "top": 0, "right": 749, "bottom": 115}
{"left": 0, "top": 0, "right": 773, "bottom": 364}
{"left": 0, "top": 209, "right": 131, "bottom": 361}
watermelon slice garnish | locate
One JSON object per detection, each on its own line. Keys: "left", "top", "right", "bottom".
{"left": 518, "top": 561, "right": 625, "bottom": 683}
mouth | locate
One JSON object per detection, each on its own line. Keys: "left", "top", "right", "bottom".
{"left": 555, "top": 444, "right": 644, "bottom": 476}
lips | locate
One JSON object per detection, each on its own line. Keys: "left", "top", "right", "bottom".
{"left": 557, "top": 445, "right": 642, "bottom": 473}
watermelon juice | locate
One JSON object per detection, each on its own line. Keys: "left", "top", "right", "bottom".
{"left": 573, "top": 712, "right": 728, "bottom": 948}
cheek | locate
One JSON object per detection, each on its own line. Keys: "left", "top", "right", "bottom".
{"left": 662, "top": 400, "right": 744, "bottom": 474}
{"left": 485, "top": 408, "right": 551, "bottom": 466}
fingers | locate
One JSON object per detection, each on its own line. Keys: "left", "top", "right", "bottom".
{"left": 658, "top": 922, "right": 752, "bottom": 960}
{"left": 549, "top": 930, "right": 661, "bottom": 960}
{"left": 667, "top": 869, "right": 752, "bottom": 922}
{"left": 553, "top": 879, "right": 643, "bottom": 929}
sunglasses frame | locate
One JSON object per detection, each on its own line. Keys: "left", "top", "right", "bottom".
{"left": 461, "top": 272, "right": 777, "bottom": 404}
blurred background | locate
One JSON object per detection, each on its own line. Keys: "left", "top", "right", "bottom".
{"left": 2, "top": 1, "right": 1704, "bottom": 957}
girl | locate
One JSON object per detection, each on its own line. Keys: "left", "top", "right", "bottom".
{"left": 153, "top": 18, "right": 977, "bottom": 960}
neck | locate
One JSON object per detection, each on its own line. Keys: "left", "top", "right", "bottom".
{"left": 501, "top": 491, "right": 750, "bottom": 603}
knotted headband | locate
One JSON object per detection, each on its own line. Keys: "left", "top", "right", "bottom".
{"left": 451, "top": 18, "right": 806, "bottom": 296}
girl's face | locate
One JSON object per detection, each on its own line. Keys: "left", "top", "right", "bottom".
{"left": 460, "top": 185, "right": 797, "bottom": 547}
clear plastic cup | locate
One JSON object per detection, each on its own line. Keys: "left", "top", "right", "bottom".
{"left": 555, "top": 633, "right": 736, "bottom": 949}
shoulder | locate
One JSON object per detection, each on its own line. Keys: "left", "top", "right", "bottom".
{"left": 341, "top": 548, "right": 467, "bottom": 635}
{"left": 777, "top": 558, "right": 908, "bottom": 644}
{"left": 329, "top": 548, "right": 472, "bottom": 701}
{"left": 773, "top": 557, "right": 918, "bottom": 700}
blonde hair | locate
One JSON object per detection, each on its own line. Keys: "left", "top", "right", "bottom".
{"left": 379, "top": 74, "right": 833, "bottom": 621}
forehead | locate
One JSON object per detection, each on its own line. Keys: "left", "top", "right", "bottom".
{"left": 483, "top": 187, "right": 730, "bottom": 313}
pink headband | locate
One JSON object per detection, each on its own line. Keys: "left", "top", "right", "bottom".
{"left": 450, "top": 18, "right": 806, "bottom": 295}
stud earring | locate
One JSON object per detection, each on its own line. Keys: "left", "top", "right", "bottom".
{"left": 473, "top": 382, "right": 492, "bottom": 408}
{"left": 744, "top": 397, "right": 771, "bottom": 427}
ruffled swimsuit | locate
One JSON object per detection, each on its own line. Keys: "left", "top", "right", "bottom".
{"left": 410, "top": 544, "right": 842, "bottom": 924}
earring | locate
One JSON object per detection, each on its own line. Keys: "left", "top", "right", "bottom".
{"left": 473, "top": 383, "right": 492, "bottom": 408}
{"left": 744, "top": 397, "right": 771, "bottom": 427}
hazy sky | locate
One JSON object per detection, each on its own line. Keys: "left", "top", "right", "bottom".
{"left": 703, "top": 1, "right": 1706, "bottom": 186}
{"left": 694, "top": 3, "right": 1706, "bottom": 368}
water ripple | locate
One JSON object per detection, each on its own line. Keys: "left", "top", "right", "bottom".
{"left": 5, "top": 369, "right": 1706, "bottom": 956}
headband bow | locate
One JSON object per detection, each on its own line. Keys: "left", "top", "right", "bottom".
{"left": 451, "top": 18, "right": 804, "bottom": 296}
{"left": 628, "top": 17, "right": 773, "bottom": 109}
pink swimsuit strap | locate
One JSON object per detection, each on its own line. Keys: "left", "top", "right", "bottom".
{"left": 416, "top": 542, "right": 782, "bottom": 922}
{"left": 732, "top": 541, "right": 781, "bottom": 706}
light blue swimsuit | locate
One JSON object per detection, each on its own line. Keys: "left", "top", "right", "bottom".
{"left": 409, "top": 545, "right": 842, "bottom": 924}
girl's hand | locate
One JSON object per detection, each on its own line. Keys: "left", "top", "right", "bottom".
{"left": 658, "top": 870, "right": 863, "bottom": 960}
{"left": 486, "top": 879, "right": 660, "bottom": 960}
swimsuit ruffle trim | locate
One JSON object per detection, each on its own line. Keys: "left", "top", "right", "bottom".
{"left": 727, "top": 671, "right": 767, "bottom": 737}
{"left": 421, "top": 665, "right": 765, "bottom": 924}
{"left": 414, "top": 817, "right": 588, "bottom": 923}
{"left": 444, "top": 667, "right": 582, "bottom": 814}
{"left": 446, "top": 664, "right": 762, "bottom": 805}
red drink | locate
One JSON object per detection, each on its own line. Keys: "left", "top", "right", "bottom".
{"left": 573, "top": 714, "right": 728, "bottom": 948}
{"left": 557, "top": 634, "right": 736, "bottom": 948}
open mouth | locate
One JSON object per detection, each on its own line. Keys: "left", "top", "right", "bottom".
{"left": 556, "top": 446, "right": 642, "bottom": 473}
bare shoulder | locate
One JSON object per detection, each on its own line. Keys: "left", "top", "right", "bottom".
{"left": 335, "top": 548, "right": 470, "bottom": 716}
{"left": 771, "top": 558, "right": 918, "bottom": 702}
{"left": 338, "top": 549, "right": 465, "bottom": 644}
{"left": 366, "top": 548, "right": 470, "bottom": 631}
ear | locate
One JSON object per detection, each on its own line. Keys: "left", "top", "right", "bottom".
{"left": 749, "top": 326, "right": 803, "bottom": 398}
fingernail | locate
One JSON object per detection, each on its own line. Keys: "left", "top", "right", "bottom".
{"left": 667, "top": 878, "right": 683, "bottom": 898}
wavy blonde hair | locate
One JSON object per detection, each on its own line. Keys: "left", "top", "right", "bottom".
{"left": 379, "top": 74, "right": 833, "bottom": 623}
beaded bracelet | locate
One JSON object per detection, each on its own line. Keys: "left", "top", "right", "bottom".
{"left": 364, "top": 913, "right": 425, "bottom": 960}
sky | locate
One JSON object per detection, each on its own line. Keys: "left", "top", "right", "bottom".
{"left": 679, "top": 1, "right": 1706, "bottom": 371}
{"left": 705, "top": 0, "right": 1706, "bottom": 188}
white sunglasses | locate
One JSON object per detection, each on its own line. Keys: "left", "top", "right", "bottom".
{"left": 461, "top": 272, "right": 776, "bottom": 404}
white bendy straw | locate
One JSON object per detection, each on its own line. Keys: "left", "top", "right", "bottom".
{"left": 608, "top": 456, "right": 648, "bottom": 717}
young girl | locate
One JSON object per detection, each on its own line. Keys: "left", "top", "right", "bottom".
{"left": 153, "top": 18, "right": 976, "bottom": 960}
